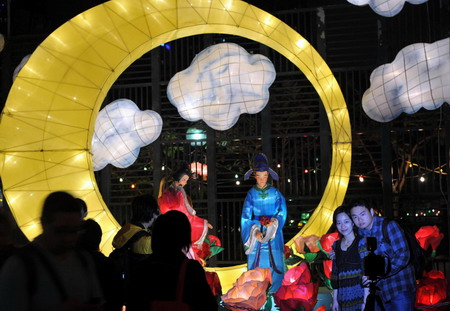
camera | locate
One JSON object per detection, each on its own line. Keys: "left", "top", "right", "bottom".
{"left": 364, "top": 237, "right": 386, "bottom": 280}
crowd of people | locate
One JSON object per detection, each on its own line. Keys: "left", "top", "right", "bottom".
{"left": 0, "top": 155, "right": 418, "bottom": 311}
{"left": 0, "top": 166, "right": 217, "bottom": 311}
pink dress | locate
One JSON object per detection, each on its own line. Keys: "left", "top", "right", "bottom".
{"left": 158, "top": 186, "right": 208, "bottom": 257}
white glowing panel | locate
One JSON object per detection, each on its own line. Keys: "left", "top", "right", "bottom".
{"left": 92, "top": 99, "right": 162, "bottom": 171}
{"left": 347, "top": 0, "right": 428, "bottom": 17}
{"left": 363, "top": 38, "right": 450, "bottom": 122}
{"left": 167, "top": 43, "right": 276, "bottom": 131}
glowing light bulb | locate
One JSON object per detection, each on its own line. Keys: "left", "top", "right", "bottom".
{"left": 359, "top": 176, "right": 364, "bottom": 182}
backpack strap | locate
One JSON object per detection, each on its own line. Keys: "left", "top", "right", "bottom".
{"left": 175, "top": 259, "right": 189, "bottom": 302}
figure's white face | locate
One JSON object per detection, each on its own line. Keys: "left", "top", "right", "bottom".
{"left": 255, "top": 171, "right": 269, "bottom": 188}
{"left": 336, "top": 212, "right": 354, "bottom": 237}
{"left": 178, "top": 174, "right": 190, "bottom": 187}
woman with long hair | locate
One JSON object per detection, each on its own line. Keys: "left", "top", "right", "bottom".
{"left": 331, "top": 205, "right": 368, "bottom": 311}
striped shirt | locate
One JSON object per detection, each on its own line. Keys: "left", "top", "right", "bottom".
{"left": 357, "top": 215, "right": 416, "bottom": 303}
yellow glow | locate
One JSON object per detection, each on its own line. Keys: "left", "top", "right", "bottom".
{"left": 0, "top": 0, "right": 351, "bottom": 291}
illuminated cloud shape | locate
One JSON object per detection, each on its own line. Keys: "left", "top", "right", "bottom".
{"left": 363, "top": 38, "right": 450, "bottom": 122}
{"left": 167, "top": 43, "right": 276, "bottom": 131}
{"left": 92, "top": 99, "right": 162, "bottom": 171}
{"left": 347, "top": 0, "right": 428, "bottom": 17}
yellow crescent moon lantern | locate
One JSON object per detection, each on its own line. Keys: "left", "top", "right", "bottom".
{"left": 0, "top": 0, "right": 351, "bottom": 292}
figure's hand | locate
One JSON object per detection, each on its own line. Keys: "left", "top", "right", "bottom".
{"left": 332, "top": 300, "right": 340, "bottom": 311}
{"left": 256, "top": 231, "right": 263, "bottom": 241}
{"left": 207, "top": 222, "right": 213, "bottom": 229}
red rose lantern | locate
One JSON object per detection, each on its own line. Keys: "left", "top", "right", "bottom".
{"left": 416, "top": 270, "right": 447, "bottom": 306}
{"left": 205, "top": 271, "right": 222, "bottom": 297}
{"left": 294, "top": 235, "right": 320, "bottom": 254}
{"left": 323, "top": 259, "right": 333, "bottom": 279}
{"left": 284, "top": 245, "right": 291, "bottom": 259}
{"left": 274, "top": 262, "right": 319, "bottom": 311}
{"left": 319, "top": 232, "right": 340, "bottom": 257}
{"left": 194, "top": 234, "right": 223, "bottom": 261}
{"left": 415, "top": 226, "right": 444, "bottom": 256}
{"left": 208, "top": 234, "right": 222, "bottom": 247}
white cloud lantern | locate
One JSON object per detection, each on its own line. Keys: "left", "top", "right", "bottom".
{"left": 92, "top": 99, "right": 163, "bottom": 170}
{"left": 167, "top": 43, "right": 276, "bottom": 131}
{"left": 362, "top": 38, "right": 450, "bottom": 122}
{"left": 347, "top": 0, "right": 428, "bottom": 17}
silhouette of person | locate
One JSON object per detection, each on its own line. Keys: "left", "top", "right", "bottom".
{"left": 0, "top": 191, "right": 104, "bottom": 311}
{"left": 111, "top": 194, "right": 159, "bottom": 259}
{"left": 0, "top": 209, "right": 18, "bottom": 270}
{"left": 127, "top": 210, "right": 217, "bottom": 311}
{"left": 78, "top": 219, "right": 124, "bottom": 311}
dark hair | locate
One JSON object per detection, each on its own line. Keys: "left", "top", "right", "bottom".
{"left": 151, "top": 211, "right": 191, "bottom": 254}
{"left": 172, "top": 167, "right": 192, "bottom": 183}
{"left": 348, "top": 199, "right": 373, "bottom": 213}
{"left": 78, "top": 219, "right": 102, "bottom": 252}
{"left": 41, "top": 191, "right": 81, "bottom": 225}
{"left": 333, "top": 205, "right": 352, "bottom": 226}
{"left": 131, "top": 194, "right": 159, "bottom": 223}
{"left": 75, "top": 198, "right": 88, "bottom": 218}
{"left": 332, "top": 204, "right": 355, "bottom": 237}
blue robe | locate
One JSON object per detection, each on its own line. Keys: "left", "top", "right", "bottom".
{"left": 241, "top": 184, "right": 287, "bottom": 293}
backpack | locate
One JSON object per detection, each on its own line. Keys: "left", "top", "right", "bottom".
{"left": 109, "top": 229, "right": 151, "bottom": 288}
{"left": 381, "top": 219, "right": 428, "bottom": 279}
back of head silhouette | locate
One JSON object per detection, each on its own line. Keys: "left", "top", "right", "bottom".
{"left": 78, "top": 219, "right": 102, "bottom": 252}
{"left": 131, "top": 194, "right": 159, "bottom": 223}
{"left": 151, "top": 210, "right": 191, "bottom": 255}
